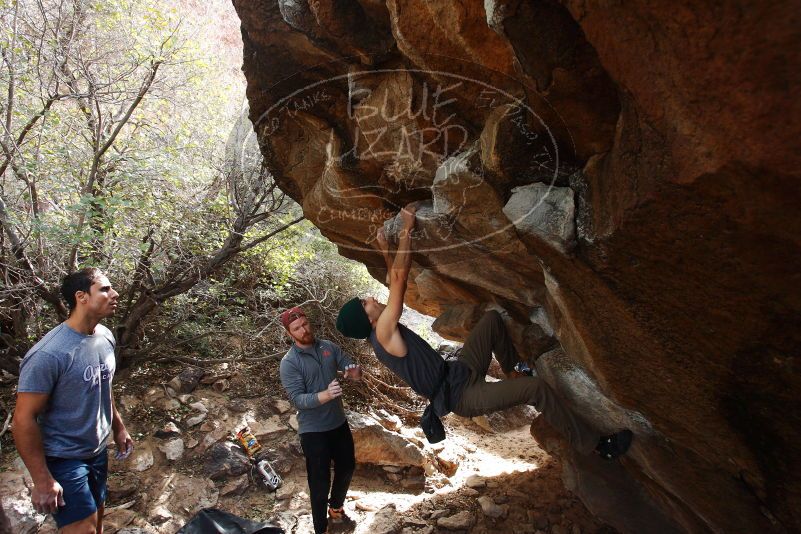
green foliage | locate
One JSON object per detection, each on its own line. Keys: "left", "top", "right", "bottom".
{"left": 0, "top": 0, "right": 243, "bottom": 273}
{"left": 0, "top": 0, "right": 393, "bottom": 370}
{"left": 140, "top": 224, "right": 382, "bottom": 364}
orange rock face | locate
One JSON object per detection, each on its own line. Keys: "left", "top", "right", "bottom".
{"left": 232, "top": 0, "right": 801, "bottom": 531}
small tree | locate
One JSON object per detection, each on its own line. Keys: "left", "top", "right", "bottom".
{"left": 0, "top": 0, "right": 299, "bottom": 373}
{"left": 114, "top": 112, "right": 304, "bottom": 366}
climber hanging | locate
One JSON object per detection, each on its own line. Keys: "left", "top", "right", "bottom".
{"left": 335, "top": 202, "right": 632, "bottom": 460}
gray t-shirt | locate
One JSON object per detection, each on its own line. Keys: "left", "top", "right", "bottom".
{"left": 18, "top": 323, "right": 116, "bottom": 459}
{"left": 369, "top": 324, "right": 469, "bottom": 416}
{"left": 279, "top": 339, "right": 353, "bottom": 434}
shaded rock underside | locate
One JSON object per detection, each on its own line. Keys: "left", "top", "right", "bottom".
{"left": 231, "top": 0, "right": 801, "bottom": 532}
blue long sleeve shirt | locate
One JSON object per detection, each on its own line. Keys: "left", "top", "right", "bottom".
{"left": 279, "top": 338, "right": 353, "bottom": 434}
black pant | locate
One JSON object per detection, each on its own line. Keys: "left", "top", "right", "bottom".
{"left": 453, "top": 310, "right": 600, "bottom": 453}
{"left": 299, "top": 422, "right": 355, "bottom": 534}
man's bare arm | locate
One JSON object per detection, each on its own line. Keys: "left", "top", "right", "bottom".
{"left": 375, "top": 203, "right": 417, "bottom": 353}
{"left": 12, "top": 393, "right": 64, "bottom": 514}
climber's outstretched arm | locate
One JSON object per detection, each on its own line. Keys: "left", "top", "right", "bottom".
{"left": 375, "top": 203, "right": 417, "bottom": 353}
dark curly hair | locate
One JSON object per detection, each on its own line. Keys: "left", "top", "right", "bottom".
{"left": 60, "top": 267, "right": 102, "bottom": 311}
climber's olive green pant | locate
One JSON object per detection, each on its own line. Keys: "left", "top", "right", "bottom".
{"left": 452, "top": 310, "right": 600, "bottom": 454}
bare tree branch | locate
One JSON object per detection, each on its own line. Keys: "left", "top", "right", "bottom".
{"left": 67, "top": 59, "right": 163, "bottom": 270}
{"left": 0, "top": 94, "right": 60, "bottom": 179}
{"left": 236, "top": 216, "right": 305, "bottom": 254}
{"left": 0, "top": 193, "right": 67, "bottom": 318}
{"left": 153, "top": 351, "right": 284, "bottom": 366}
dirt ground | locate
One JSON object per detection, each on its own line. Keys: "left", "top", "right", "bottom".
{"left": 163, "top": 407, "right": 615, "bottom": 534}
{"left": 1, "top": 352, "right": 615, "bottom": 534}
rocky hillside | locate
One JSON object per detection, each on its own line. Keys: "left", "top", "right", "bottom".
{"left": 1, "top": 366, "right": 608, "bottom": 533}
{"left": 231, "top": 1, "right": 801, "bottom": 532}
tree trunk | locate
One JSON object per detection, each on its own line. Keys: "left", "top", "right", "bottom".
{"left": 114, "top": 216, "right": 303, "bottom": 367}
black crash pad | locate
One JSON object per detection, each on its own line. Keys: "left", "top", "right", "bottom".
{"left": 177, "top": 508, "right": 284, "bottom": 534}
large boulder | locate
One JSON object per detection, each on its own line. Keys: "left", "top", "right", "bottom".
{"left": 0, "top": 465, "right": 45, "bottom": 534}
{"left": 347, "top": 412, "right": 426, "bottom": 468}
{"left": 232, "top": 1, "right": 801, "bottom": 531}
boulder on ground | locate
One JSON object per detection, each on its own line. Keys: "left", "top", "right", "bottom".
{"left": 478, "top": 496, "right": 507, "bottom": 518}
{"left": 212, "top": 379, "right": 230, "bottom": 392}
{"left": 107, "top": 472, "right": 140, "bottom": 501}
{"left": 185, "top": 412, "right": 207, "bottom": 427}
{"left": 221, "top": 474, "right": 250, "bottom": 496}
{"left": 436, "top": 511, "right": 475, "bottom": 530}
{"left": 374, "top": 409, "right": 402, "bottom": 432}
{"left": 204, "top": 442, "right": 250, "bottom": 480}
{"left": 273, "top": 399, "right": 292, "bottom": 414}
{"left": 465, "top": 474, "right": 486, "bottom": 488}
{"left": 154, "top": 421, "right": 181, "bottom": 439}
{"left": 167, "top": 368, "right": 205, "bottom": 394}
{"left": 227, "top": 398, "right": 250, "bottom": 413}
{"left": 150, "top": 474, "right": 218, "bottom": 524}
{"left": 149, "top": 506, "right": 172, "bottom": 525}
{"left": 102, "top": 507, "right": 137, "bottom": 531}
{"left": 158, "top": 438, "right": 184, "bottom": 461}
{"left": 434, "top": 448, "right": 460, "bottom": 477}
{"left": 0, "top": 468, "right": 45, "bottom": 534}
{"left": 354, "top": 504, "right": 402, "bottom": 534}
{"left": 127, "top": 443, "right": 155, "bottom": 472}
{"left": 347, "top": 412, "right": 426, "bottom": 467}
{"left": 249, "top": 415, "right": 287, "bottom": 437}
{"left": 189, "top": 401, "right": 208, "bottom": 413}
{"left": 117, "top": 527, "right": 159, "bottom": 534}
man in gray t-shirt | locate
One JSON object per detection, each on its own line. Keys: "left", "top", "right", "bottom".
{"left": 12, "top": 268, "right": 133, "bottom": 533}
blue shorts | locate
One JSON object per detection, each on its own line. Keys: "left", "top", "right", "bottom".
{"left": 45, "top": 450, "right": 108, "bottom": 528}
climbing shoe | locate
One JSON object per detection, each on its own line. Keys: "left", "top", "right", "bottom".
{"left": 328, "top": 506, "right": 352, "bottom": 523}
{"left": 508, "top": 361, "right": 534, "bottom": 379}
{"left": 514, "top": 361, "right": 533, "bottom": 376}
{"left": 595, "top": 429, "right": 633, "bottom": 460}
{"left": 328, "top": 506, "right": 356, "bottom": 532}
